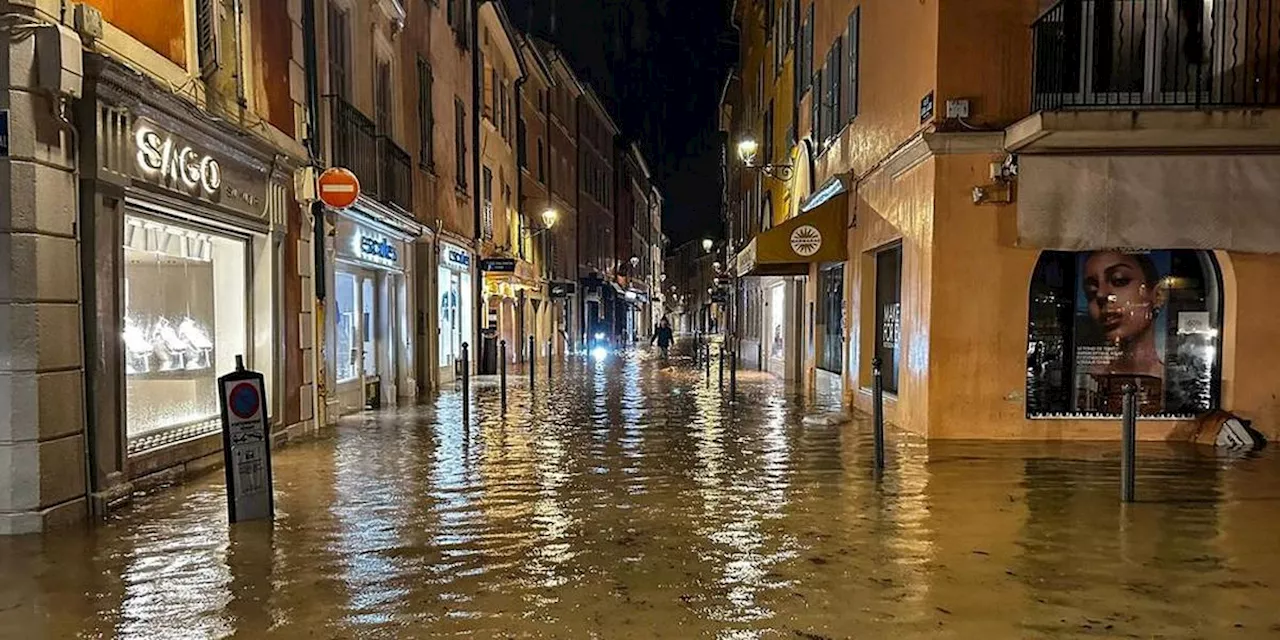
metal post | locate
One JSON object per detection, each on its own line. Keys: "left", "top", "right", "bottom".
{"left": 729, "top": 349, "right": 737, "bottom": 400}
{"left": 758, "top": 342, "right": 764, "bottom": 371}
{"left": 528, "top": 335, "right": 536, "bottom": 390}
{"left": 718, "top": 345, "right": 724, "bottom": 388}
{"left": 499, "top": 339, "right": 507, "bottom": 414}
{"left": 461, "top": 342, "right": 470, "bottom": 425}
{"left": 705, "top": 342, "right": 711, "bottom": 383}
{"left": 1121, "top": 383, "right": 1137, "bottom": 503}
{"left": 872, "top": 357, "right": 885, "bottom": 475}
{"left": 547, "top": 338, "right": 553, "bottom": 383}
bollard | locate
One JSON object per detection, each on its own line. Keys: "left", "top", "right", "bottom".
{"left": 705, "top": 343, "right": 711, "bottom": 385}
{"left": 547, "top": 338, "right": 553, "bottom": 383}
{"left": 1121, "top": 383, "right": 1137, "bottom": 503}
{"left": 872, "top": 357, "right": 885, "bottom": 475}
{"left": 499, "top": 339, "right": 508, "bottom": 414}
{"left": 528, "top": 335, "right": 536, "bottom": 390}
{"left": 461, "top": 342, "right": 471, "bottom": 425}
{"left": 718, "top": 345, "right": 724, "bottom": 388}
{"left": 729, "top": 349, "right": 737, "bottom": 401}
{"left": 758, "top": 342, "right": 764, "bottom": 371}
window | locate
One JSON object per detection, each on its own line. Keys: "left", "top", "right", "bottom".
{"left": 482, "top": 165, "right": 494, "bottom": 239}
{"left": 517, "top": 118, "right": 527, "bottom": 168}
{"left": 825, "top": 37, "right": 842, "bottom": 143}
{"left": 417, "top": 58, "right": 434, "bottom": 168}
{"left": 375, "top": 59, "right": 392, "bottom": 135}
{"left": 454, "top": 98, "right": 467, "bottom": 188}
{"left": 844, "top": 7, "right": 861, "bottom": 124}
{"left": 1026, "top": 250, "right": 1222, "bottom": 417}
{"left": 501, "top": 82, "right": 511, "bottom": 140}
{"left": 327, "top": 3, "right": 350, "bottom": 100}
{"left": 763, "top": 102, "right": 774, "bottom": 166}
{"left": 810, "top": 63, "right": 821, "bottom": 144}
{"left": 447, "top": 0, "right": 468, "bottom": 47}
{"left": 874, "top": 244, "right": 903, "bottom": 394}
{"left": 122, "top": 214, "right": 247, "bottom": 441}
{"left": 537, "top": 139, "right": 545, "bottom": 182}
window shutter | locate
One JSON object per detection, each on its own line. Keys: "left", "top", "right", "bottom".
{"left": 810, "top": 65, "right": 821, "bottom": 144}
{"left": 846, "top": 7, "right": 860, "bottom": 123}
{"left": 196, "top": 0, "right": 219, "bottom": 78}
{"left": 830, "top": 38, "right": 842, "bottom": 139}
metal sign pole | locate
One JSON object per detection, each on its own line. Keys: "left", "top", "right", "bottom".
{"left": 461, "top": 342, "right": 470, "bottom": 425}
{"left": 547, "top": 338, "right": 553, "bottom": 384}
{"left": 528, "top": 335, "right": 536, "bottom": 390}
{"left": 218, "top": 354, "right": 274, "bottom": 523}
{"left": 499, "top": 339, "right": 507, "bottom": 414}
{"left": 872, "top": 357, "right": 886, "bottom": 475}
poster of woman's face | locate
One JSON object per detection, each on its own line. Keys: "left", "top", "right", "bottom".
{"left": 1073, "top": 251, "right": 1170, "bottom": 413}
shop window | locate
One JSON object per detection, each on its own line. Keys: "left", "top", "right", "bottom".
{"left": 1026, "top": 250, "right": 1222, "bottom": 417}
{"left": 335, "top": 272, "right": 359, "bottom": 382}
{"left": 874, "top": 245, "right": 902, "bottom": 394}
{"left": 122, "top": 215, "right": 247, "bottom": 441}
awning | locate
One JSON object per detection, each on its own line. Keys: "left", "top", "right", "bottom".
{"left": 736, "top": 188, "right": 848, "bottom": 277}
{"left": 1018, "top": 154, "right": 1280, "bottom": 253}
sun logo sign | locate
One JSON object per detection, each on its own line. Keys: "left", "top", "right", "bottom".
{"left": 789, "top": 225, "right": 822, "bottom": 257}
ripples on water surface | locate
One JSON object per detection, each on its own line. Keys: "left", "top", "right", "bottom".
{"left": 3, "top": 348, "right": 1280, "bottom": 639}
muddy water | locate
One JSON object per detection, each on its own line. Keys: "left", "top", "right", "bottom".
{"left": 3, "top": 350, "right": 1280, "bottom": 639}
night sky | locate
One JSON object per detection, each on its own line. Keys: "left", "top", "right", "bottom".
{"left": 505, "top": 0, "right": 735, "bottom": 245}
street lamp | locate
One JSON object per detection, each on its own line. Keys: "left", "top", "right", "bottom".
{"left": 736, "top": 136, "right": 793, "bottom": 181}
{"left": 702, "top": 238, "right": 713, "bottom": 252}
{"left": 541, "top": 208, "right": 559, "bottom": 229}
{"left": 712, "top": 261, "right": 722, "bottom": 272}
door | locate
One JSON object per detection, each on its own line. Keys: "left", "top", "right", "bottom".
{"left": 818, "top": 265, "right": 844, "bottom": 374}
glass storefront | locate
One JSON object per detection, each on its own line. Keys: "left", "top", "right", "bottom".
{"left": 438, "top": 243, "right": 473, "bottom": 375}
{"left": 1026, "top": 249, "right": 1221, "bottom": 417}
{"left": 874, "top": 245, "right": 902, "bottom": 394}
{"left": 122, "top": 213, "right": 248, "bottom": 440}
{"left": 818, "top": 265, "right": 844, "bottom": 374}
{"left": 769, "top": 281, "right": 787, "bottom": 363}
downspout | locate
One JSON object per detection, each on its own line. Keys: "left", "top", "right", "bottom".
{"left": 301, "top": 0, "right": 327, "bottom": 427}
{"left": 232, "top": 0, "right": 248, "bottom": 126}
{"left": 471, "top": 0, "right": 484, "bottom": 358}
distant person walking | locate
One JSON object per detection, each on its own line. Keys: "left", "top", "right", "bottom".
{"left": 652, "top": 318, "right": 674, "bottom": 359}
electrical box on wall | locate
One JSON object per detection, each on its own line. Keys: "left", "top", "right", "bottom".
{"left": 945, "top": 99, "right": 971, "bottom": 119}
{"left": 72, "top": 3, "right": 104, "bottom": 41}
{"left": 36, "top": 24, "right": 83, "bottom": 99}
{"left": 294, "top": 166, "right": 318, "bottom": 203}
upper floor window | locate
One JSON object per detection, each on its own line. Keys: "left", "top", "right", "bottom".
{"left": 843, "top": 7, "right": 861, "bottom": 124}
{"left": 417, "top": 58, "right": 434, "bottom": 168}
{"left": 454, "top": 98, "right": 467, "bottom": 188}
{"left": 537, "top": 139, "right": 545, "bottom": 182}
{"left": 447, "top": 0, "right": 469, "bottom": 47}
{"left": 481, "top": 166, "right": 494, "bottom": 239}
{"left": 375, "top": 59, "right": 393, "bottom": 136}
{"left": 327, "top": 3, "right": 351, "bottom": 100}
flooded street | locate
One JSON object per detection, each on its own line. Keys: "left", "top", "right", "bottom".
{"left": 3, "top": 346, "right": 1280, "bottom": 639}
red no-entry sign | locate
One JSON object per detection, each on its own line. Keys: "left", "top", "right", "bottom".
{"left": 317, "top": 167, "right": 360, "bottom": 209}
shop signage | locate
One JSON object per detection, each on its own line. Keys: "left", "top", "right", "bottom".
{"left": 481, "top": 258, "right": 517, "bottom": 272}
{"left": 360, "top": 235, "right": 399, "bottom": 261}
{"left": 131, "top": 118, "right": 263, "bottom": 216}
{"left": 218, "top": 358, "right": 274, "bottom": 523}
{"left": 136, "top": 125, "right": 224, "bottom": 195}
{"left": 442, "top": 243, "right": 471, "bottom": 271}
{"left": 920, "top": 91, "right": 935, "bottom": 123}
{"left": 0, "top": 109, "right": 9, "bottom": 157}
{"left": 551, "top": 282, "right": 575, "bottom": 298}
{"left": 790, "top": 225, "right": 822, "bottom": 257}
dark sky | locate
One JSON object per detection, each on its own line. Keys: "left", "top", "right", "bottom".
{"left": 505, "top": 0, "right": 735, "bottom": 245}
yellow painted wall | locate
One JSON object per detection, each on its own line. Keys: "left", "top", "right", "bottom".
{"left": 84, "top": 0, "right": 187, "bottom": 67}
{"left": 1218, "top": 252, "right": 1280, "bottom": 440}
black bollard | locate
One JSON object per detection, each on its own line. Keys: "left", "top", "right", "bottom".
{"left": 729, "top": 349, "right": 737, "bottom": 400}
{"left": 547, "top": 338, "right": 553, "bottom": 383}
{"left": 758, "top": 342, "right": 764, "bottom": 371}
{"left": 528, "top": 335, "right": 536, "bottom": 390}
{"left": 499, "top": 339, "right": 507, "bottom": 414}
{"left": 1121, "top": 383, "right": 1138, "bottom": 503}
{"left": 872, "top": 357, "right": 885, "bottom": 475}
{"left": 461, "top": 342, "right": 471, "bottom": 425}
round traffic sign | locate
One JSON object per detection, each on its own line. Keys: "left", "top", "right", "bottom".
{"left": 317, "top": 167, "right": 361, "bottom": 209}
{"left": 229, "top": 382, "right": 261, "bottom": 419}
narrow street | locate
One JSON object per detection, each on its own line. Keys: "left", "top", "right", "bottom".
{"left": 2, "top": 343, "right": 1279, "bottom": 639}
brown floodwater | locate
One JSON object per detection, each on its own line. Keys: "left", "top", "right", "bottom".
{"left": 3, "top": 347, "right": 1280, "bottom": 639}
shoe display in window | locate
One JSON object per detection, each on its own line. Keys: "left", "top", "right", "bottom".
{"left": 178, "top": 317, "right": 213, "bottom": 370}
{"left": 153, "top": 317, "right": 189, "bottom": 372}
{"left": 123, "top": 318, "right": 153, "bottom": 375}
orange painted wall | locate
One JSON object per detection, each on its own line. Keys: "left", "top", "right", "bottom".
{"left": 935, "top": 0, "right": 1037, "bottom": 129}
{"left": 85, "top": 0, "right": 187, "bottom": 67}
{"left": 251, "top": 0, "right": 294, "bottom": 137}
{"left": 1218, "top": 252, "right": 1280, "bottom": 440}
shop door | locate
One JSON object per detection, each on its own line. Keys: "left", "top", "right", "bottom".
{"left": 437, "top": 267, "right": 462, "bottom": 381}
{"left": 874, "top": 246, "right": 903, "bottom": 394}
{"left": 818, "top": 265, "right": 844, "bottom": 374}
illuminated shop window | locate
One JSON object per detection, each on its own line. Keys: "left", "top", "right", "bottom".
{"left": 1025, "top": 250, "right": 1222, "bottom": 418}
{"left": 122, "top": 214, "right": 247, "bottom": 440}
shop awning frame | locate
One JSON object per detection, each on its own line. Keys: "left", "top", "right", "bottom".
{"left": 735, "top": 181, "right": 848, "bottom": 277}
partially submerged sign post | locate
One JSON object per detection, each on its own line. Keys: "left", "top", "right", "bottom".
{"left": 218, "top": 355, "right": 275, "bottom": 523}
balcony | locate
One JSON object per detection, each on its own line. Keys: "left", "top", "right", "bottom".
{"left": 1031, "top": 0, "right": 1279, "bottom": 111}
{"left": 329, "top": 97, "right": 413, "bottom": 213}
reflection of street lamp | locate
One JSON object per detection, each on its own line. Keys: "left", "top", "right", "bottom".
{"left": 702, "top": 238, "right": 713, "bottom": 252}
{"left": 712, "top": 261, "right": 722, "bottom": 272}
{"left": 661, "top": 273, "right": 667, "bottom": 282}
{"left": 737, "top": 136, "right": 794, "bottom": 181}
{"left": 629, "top": 255, "right": 640, "bottom": 268}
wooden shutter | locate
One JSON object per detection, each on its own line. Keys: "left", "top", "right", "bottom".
{"left": 195, "top": 0, "right": 219, "bottom": 78}
{"left": 846, "top": 7, "right": 860, "bottom": 123}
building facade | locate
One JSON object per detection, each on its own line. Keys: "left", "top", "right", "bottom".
{"left": 537, "top": 41, "right": 584, "bottom": 355}
{"left": 576, "top": 85, "right": 620, "bottom": 347}
{"left": 724, "top": 0, "right": 1280, "bottom": 441}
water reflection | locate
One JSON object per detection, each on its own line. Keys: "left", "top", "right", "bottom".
{"left": 2, "top": 345, "right": 1279, "bottom": 638}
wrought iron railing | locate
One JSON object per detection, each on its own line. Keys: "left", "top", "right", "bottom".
{"left": 330, "top": 97, "right": 379, "bottom": 196}
{"left": 378, "top": 136, "right": 413, "bottom": 213}
{"left": 1032, "top": 0, "right": 1280, "bottom": 110}
{"left": 329, "top": 96, "right": 413, "bottom": 212}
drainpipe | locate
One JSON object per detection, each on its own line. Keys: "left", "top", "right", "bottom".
{"left": 471, "top": 0, "right": 484, "bottom": 359}
{"left": 232, "top": 0, "right": 248, "bottom": 126}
